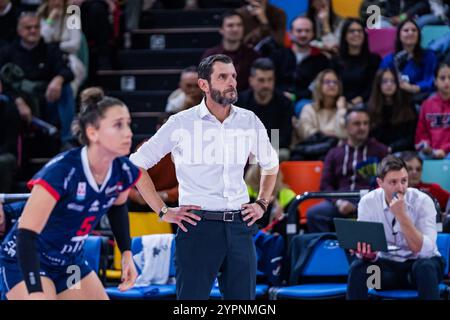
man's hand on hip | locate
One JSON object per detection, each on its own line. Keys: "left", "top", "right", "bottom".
{"left": 241, "top": 203, "right": 265, "bottom": 227}
{"left": 163, "top": 205, "right": 202, "bottom": 232}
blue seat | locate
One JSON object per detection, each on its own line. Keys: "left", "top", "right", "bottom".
{"left": 421, "top": 25, "right": 450, "bottom": 49}
{"left": 209, "top": 284, "right": 269, "bottom": 299}
{"left": 270, "top": 239, "right": 349, "bottom": 299}
{"left": 106, "top": 235, "right": 176, "bottom": 300}
{"left": 83, "top": 236, "right": 103, "bottom": 274}
{"left": 422, "top": 160, "right": 450, "bottom": 192}
{"left": 368, "top": 233, "right": 450, "bottom": 300}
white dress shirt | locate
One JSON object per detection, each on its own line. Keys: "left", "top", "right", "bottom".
{"left": 358, "top": 188, "right": 440, "bottom": 262}
{"left": 130, "top": 99, "right": 279, "bottom": 211}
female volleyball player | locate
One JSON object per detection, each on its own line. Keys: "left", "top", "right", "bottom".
{"left": 0, "top": 96, "right": 141, "bottom": 299}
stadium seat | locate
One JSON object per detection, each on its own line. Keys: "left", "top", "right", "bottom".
{"left": 331, "top": 0, "right": 363, "bottom": 18}
{"left": 280, "top": 161, "right": 324, "bottom": 224}
{"left": 270, "top": 239, "right": 349, "bottom": 299}
{"left": 209, "top": 283, "right": 270, "bottom": 299}
{"left": 269, "top": 0, "right": 309, "bottom": 29}
{"left": 368, "top": 233, "right": 450, "bottom": 300}
{"left": 107, "top": 212, "right": 172, "bottom": 281}
{"left": 106, "top": 235, "right": 177, "bottom": 299}
{"left": 83, "top": 236, "right": 103, "bottom": 274}
{"left": 367, "top": 28, "right": 396, "bottom": 58}
{"left": 422, "top": 160, "right": 450, "bottom": 192}
{"left": 421, "top": 25, "right": 450, "bottom": 49}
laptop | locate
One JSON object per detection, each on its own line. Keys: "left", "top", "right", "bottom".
{"left": 334, "top": 218, "right": 400, "bottom": 252}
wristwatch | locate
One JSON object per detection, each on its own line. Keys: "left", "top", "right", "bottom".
{"left": 158, "top": 205, "right": 168, "bottom": 219}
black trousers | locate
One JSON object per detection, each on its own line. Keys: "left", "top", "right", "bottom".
{"left": 174, "top": 219, "right": 258, "bottom": 300}
{"left": 347, "top": 256, "right": 445, "bottom": 300}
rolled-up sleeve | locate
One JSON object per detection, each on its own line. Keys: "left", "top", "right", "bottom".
{"left": 357, "top": 194, "right": 376, "bottom": 223}
{"left": 129, "top": 115, "right": 179, "bottom": 169}
{"left": 417, "top": 195, "right": 438, "bottom": 258}
{"left": 250, "top": 114, "right": 279, "bottom": 170}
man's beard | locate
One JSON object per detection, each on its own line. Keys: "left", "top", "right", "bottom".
{"left": 210, "top": 86, "right": 238, "bottom": 106}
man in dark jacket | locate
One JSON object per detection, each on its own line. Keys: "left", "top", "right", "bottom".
{"left": 271, "top": 16, "right": 329, "bottom": 116}
{"left": 0, "top": 12, "right": 75, "bottom": 147}
{"left": 306, "top": 107, "right": 389, "bottom": 233}
{"left": 237, "top": 58, "right": 293, "bottom": 159}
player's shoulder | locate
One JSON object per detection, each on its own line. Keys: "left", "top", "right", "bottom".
{"left": 39, "top": 147, "right": 82, "bottom": 174}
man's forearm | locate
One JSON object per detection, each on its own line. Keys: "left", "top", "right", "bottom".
{"left": 398, "top": 215, "right": 424, "bottom": 253}
{"left": 258, "top": 166, "right": 279, "bottom": 201}
{"left": 135, "top": 167, "right": 166, "bottom": 213}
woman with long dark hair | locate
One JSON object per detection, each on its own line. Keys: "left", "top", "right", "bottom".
{"left": 331, "top": 18, "right": 380, "bottom": 106}
{"left": 379, "top": 19, "right": 438, "bottom": 102}
{"left": 307, "top": 0, "right": 343, "bottom": 54}
{"left": 368, "top": 68, "right": 417, "bottom": 153}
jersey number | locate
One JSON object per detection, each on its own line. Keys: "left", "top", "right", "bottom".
{"left": 76, "top": 216, "right": 96, "bottom": 236}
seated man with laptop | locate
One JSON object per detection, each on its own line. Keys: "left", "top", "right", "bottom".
{"left": 345, "top": 155, "right": 445, "bottom": 300}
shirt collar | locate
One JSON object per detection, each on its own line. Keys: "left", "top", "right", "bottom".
{"left": 196, "top": 98, "right": 238, "bottom": 121}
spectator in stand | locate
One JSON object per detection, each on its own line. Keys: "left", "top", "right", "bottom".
{"left": 236, "top": 0, "right": 286, "bottom": 49}
{"left": 368, "top": 68, "right": 417, "bottom": 153}
{"left": 128, "top": 114, "right": 179, "bottom": 211}
{"left": 377, "top": 0, "right": 431, "bottom": 27}
{"left": 307, "top": 0, "right": 343, "bottom": 55}
{"left": 202, "top": 11, "right": 260, "bottom": 92}
{"left": 38, "top": 0, "right": 86, "bottom": 95}
{"left": 236, "top": 58, "right": 293, "bottom": 158}
{"left": 0, "top": 79, "right": 20, "bottom": 193}
{"left": 400, "top": 151, "right": 449, "bottom": 214}
{"left": 71, "top": 0, "right": 114, "bottom": 74}
{"left": 292, "top": 69, "right": 347, "bottom": 155}
{"left": 306, "top": 107, "right": 389, "bottom": 233}
{"left": 379, "top": 19, "right": 438, "bottom": 104}
{"left": 272, "top": 16, "right": 329, "bottom": 116}
{"left": 415, "top": 60, "right": 450, "bottom": 159}
{"left": 0, "top": 0, "right": 19, "bottom": 48}
{"left": 331, "top": 18, "right": 380, "bottom": 106}
{"left": 0, "top": 12, "right": 75, "bottom": 150}
{"left": 416, "top": 0, "right": 449, "bottom": 28}
{"left": 165, "top": 66, "right": 202, "bottom": 113}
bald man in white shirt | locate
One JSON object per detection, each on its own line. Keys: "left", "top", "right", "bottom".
{"left": 347, "top": 155, "right": 445, "bottom": 300}
{"left": 130, "top": 54, "right": 279, "bottom": 300}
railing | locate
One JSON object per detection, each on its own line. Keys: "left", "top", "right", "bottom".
{"left": 285, "top": 190, "right": 369, "bottom": 245}
{"left": 0, "top": 193, "right": 31, "bottom": 203}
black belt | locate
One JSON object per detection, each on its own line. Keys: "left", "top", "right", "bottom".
{"left": 191, "top": 210, "right": 243, "bottom": 222}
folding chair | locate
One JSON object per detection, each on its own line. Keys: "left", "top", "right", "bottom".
{"left": 368, "top": 233, "right": 450, "bottom": 300}
{"left": 422, "top": 160, "right": 450, "bottom": 192}
{"left": 280, "top": 161, "right": 324, "bottom": 225}
{"left": 270, "top": 238, "right": 349, "bottom": 299}
{"left": 105, "top": 235, "right": 176, "bottom": 300}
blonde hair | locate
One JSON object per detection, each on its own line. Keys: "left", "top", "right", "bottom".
{"left": 311, "top": 69, "right": 343, "bottom": 110}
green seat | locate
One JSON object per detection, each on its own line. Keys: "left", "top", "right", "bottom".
{"left": 421, "top": 25, "right": 450, "bottom": 49}
{"left": 422, "top": 160, "right": 450, "bottom": 192}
